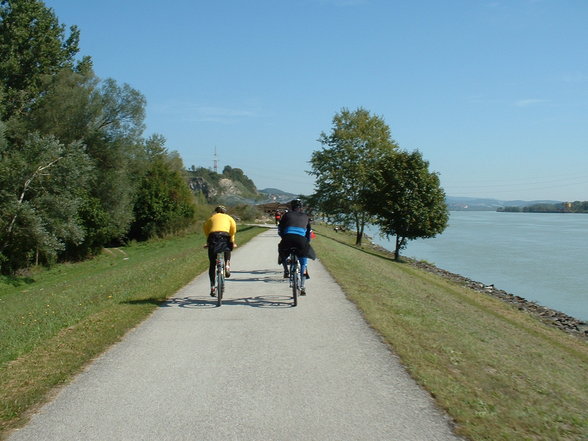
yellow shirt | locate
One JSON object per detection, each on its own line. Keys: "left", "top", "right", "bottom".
{"left": 203, "top": 213, "right": 237, "bottom": 243}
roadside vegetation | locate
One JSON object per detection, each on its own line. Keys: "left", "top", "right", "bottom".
{"left": 312, "top": 224, "right": 588, "bottom": 441}
{"left": 0, "top": 225, "right": 266, "bottom": 438}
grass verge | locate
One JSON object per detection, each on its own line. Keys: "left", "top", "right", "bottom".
{"left": 312, "top": 224, "right": 587, "bottom": 441}
{"left": 0, "top": 225, "right": 266, "bottom": 438}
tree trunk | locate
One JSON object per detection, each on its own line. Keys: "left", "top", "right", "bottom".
{"left": 355, "top": 218, "right": 365, "bottom": 246}
{"left": 394, "top": 236, "right": 401, "bottom": 261}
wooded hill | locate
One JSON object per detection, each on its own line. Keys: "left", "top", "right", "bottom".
{"left": 497, "top": 201, "right": 588, "bottom": 213}
{"left": 187, "top": 166, "right": 298, "bottom": 206}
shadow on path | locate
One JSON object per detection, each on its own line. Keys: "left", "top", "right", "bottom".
{"left": 123, "top": 267, "right": 294, "bottom": 309}
{"left": 228, "top": 269, "right": 286, "bottom": 284}
{"left": 161, "top": 294, "right": 295, "bottom": 309}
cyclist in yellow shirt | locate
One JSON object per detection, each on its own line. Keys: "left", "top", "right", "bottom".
{"left": 203, "top": 206, "right": 237, "bottom": 296}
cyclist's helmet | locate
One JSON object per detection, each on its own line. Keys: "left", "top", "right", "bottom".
{"left": 215, "top": 205, "right": 227, "bottom": 213}
{"left": 290, "top": 199, "right": 302, "bottom": 210}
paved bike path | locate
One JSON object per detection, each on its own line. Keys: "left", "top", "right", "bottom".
{"left": 8, "top": 228, "right": 463, "bottom": 441}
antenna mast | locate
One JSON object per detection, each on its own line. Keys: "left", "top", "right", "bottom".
{"left": 213, "top": 146, "right": 218, "bottom": 173}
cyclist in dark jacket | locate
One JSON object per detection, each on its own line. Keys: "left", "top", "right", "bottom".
{"left": 278, "top": 199, "right": 315, "bottom": 294}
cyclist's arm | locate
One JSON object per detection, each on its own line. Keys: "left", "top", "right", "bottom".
{"left": 203, "top": 217, "right": 212, "bottom": 237}
{"left": 228, "top": 215, "right": 237, "bottom": 245}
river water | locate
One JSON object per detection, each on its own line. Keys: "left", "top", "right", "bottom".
{"left": 366, "top": 211, "right": 588, "bottom": 321}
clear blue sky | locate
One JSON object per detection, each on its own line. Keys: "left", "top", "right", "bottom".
{"left": 44, "top": 0, "right": 587, "bottom": 201}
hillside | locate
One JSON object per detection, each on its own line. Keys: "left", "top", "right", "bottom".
{"left": 186, "top": 167, "right": 570, "bottom": 211}
{"left": 187, "top": 166, "right": 298, "bottom": 206}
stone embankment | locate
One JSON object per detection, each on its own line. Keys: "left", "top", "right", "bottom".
{"left": 408, "top": 259, "right": 588, "bottom": 342}
{"left": 363, "top": 238, "right": 588, "bottom": 342}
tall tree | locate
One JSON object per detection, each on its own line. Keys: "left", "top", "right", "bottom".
{"left": 25, "top": 64, "right": 99, "bottom": 144}
{"left": 129, "top": 135, "right": 196, "bottom": 240}
{"left": 81, "top": 78, "right": 147, "bottom": 245}
{"left": 309, "top": 107, "right": 398, "bottom": 245}
{"left": 367, "top": 149, "right": 449, "bottom": 260}
{"left": 25, "top": 71, "right": 148, "bottom": 250}
{"left": 17, "top": 66, "right": 148, "bottom": 256}
{"left": 0, "top": 0, "right": 84, "bottom": 119}
{"left": 0, "top": 131, "right": 92, "bottom": 273}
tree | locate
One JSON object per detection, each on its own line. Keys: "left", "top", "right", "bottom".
{"left": 26, "top": 74, "right": 148, "bottom": 252}
{"left": 367, "top": 149, "right": 449, "bottom": 260}
{"left": 79, "top": 78, "right": 147, "bottom": 245}
{"left": 18, "top": 67, "right": 148, "bottom": 256}
{"left": 0, "top": 0, "right": 84, "bottom": 119}
{"left": 0, "top": 0, "right": 197, "bottom": 271}
{"left": 129, "top": 135, "right": 197, "bottom": 240}
{"left": 25, "top": 65, "right": 99, "bottom": 145}
{"left": 0, "top": 131, "right": 92, "bottom": 273}
{"left": 309, "top": 107, "right": 398, "bottom": 245}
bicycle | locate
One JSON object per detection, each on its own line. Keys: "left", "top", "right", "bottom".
{"left": 214, "top": 252, "right": 226, "bottom": 307}
{"left": 287, "top": 248, "right": 302, "bottom": 307}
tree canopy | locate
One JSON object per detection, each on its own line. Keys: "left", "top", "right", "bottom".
{"left": 366, "top": 149, "right": 449, "bottom": 260}
{"left": 0, "top": 0, "right": 197, "bottom": 273}
{"left": 309, "top": 107, "right": 398, "bottom": 245}
{"left": 0, "top": 132, "right": 92, "bottom": 271}
{"left": 310, "top": 108, "right": 448, "bottom": 255}
{"left": 0, "top": 0, "right": 85, "bottom": 118}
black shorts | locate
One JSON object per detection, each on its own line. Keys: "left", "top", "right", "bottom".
{"left": 207, "top": 232, "right": 233, "bottom": 254}
{"left": 278, "top": 234, "right": 316, "bottom": 260}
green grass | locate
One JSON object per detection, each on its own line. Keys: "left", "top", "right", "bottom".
{"left": 3, "top": 223, "right": 587, "bottom": 440}
{"left": 0, "top": 225, "right": 266, "bottom": 438}
{"left": 312, "top": 224, "right": 588, "bottom": 441}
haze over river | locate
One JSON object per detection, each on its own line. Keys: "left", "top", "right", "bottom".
{"left": 367, "top": 211, "right": 588, "bottom": 321}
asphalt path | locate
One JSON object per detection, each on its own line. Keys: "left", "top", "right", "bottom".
{"left": 8, "top": 228, "right": 463, "bottom": 441}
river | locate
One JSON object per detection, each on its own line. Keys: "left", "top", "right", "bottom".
{"left": 366, "top": 211, "right": 588, "bottom": 321}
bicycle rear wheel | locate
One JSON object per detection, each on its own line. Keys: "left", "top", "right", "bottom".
{"left": 216, "top": 253, "right": 225, "bottom": 307}
{"left": 290, "top": 253, "right": 299, "bottom": 307}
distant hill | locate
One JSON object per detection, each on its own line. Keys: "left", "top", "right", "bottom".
{"left": 446, "top": 196, "right": 563, "bottom": 211}
{"left": 186, "top": 166, "right": 301, "bottom": 206}
{"left": 186, "top": 166, "right": 566, "bottom": 211}
{"left": 259, "top": 188, "right": 294, "bottom": 196}
{"left": 258, "top": 188, "right": 300, "bottom": 203}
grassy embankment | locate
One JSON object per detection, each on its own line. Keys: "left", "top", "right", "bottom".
{"left": 312, "top": 224, "right": 587, "bottom": 441}
{"left": 2, "top": 223, "right": 586, "bottom": 440}
{"left": 0, "top": 225, "right": 266, "bottom": 438}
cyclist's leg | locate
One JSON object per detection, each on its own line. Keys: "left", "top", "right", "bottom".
{"left": 207, "top": 246, "right": 216, "bottom": 296}
{"left": 288, "top": 235, "right": 307, "bottom": 284}
{"left": 299, "top": 256, "right": 308, "bottom": 288}
{"left": 277, "top": 240, "right": 289, "bottom": 277}
{"left": 224, "top": 248, "right": 231, "bottom": 277}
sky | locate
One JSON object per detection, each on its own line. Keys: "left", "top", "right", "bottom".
{"left": 43, "top": 0, "right": 588, "bottom": 201}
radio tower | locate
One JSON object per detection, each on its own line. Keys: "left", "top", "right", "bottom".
{"left": 213, "top": 147, "right": 218, "bottom": 173}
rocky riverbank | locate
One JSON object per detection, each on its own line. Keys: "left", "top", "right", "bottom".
{"left": 410, "top": 258, "right": 588, "bottom": 342}
{"left": 365, "top": 241, "right": 588, "bottom": 342}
